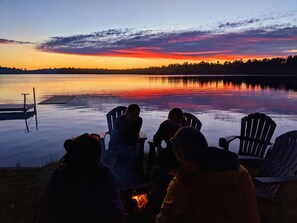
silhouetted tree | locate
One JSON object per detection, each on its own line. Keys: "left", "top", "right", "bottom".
{"left": 1, "top": 55, "right": 296, "bottom": 75}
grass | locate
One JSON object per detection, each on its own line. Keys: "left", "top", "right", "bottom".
{"left": 0, "top": 164, "right": 57, "bottom": 223}
{"left": 0, "top": 162, "right": 297, "bottom": 223}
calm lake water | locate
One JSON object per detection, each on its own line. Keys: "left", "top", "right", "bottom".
{"left": 0, "top": 74, "right": 297, "bottom": 167}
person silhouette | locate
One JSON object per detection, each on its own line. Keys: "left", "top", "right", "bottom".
{"left": 108, "top": 104, "right": 144, "bottom": 186}
{"left": 36, "top": 133, "right": 125, "bottom": 223}
{"left": 156, "top": 127, "right": 260, "bottom": 223}
{"left": 150, "top": 108, "right": 189, "bottom": 200}
{"left": 153, "top": 108, "right": 189, "bottom": 172}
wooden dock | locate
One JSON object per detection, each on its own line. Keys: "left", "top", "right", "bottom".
{"left": 0, "top": 88, "right": 38, "bottom": 131}
{"left": 0, "top": 104, "right": 35, "bottom": 112}
{"left": 0, "top": 111, "right": 36, "bottom": 121}
{"left": 39, "top": 95, "right": 75, "bottom": 104}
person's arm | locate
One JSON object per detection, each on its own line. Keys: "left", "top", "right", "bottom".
{"left": 153, "top": 121, "right": 168, "bottom": 147}
{"left": 134, "top": 117, "right": 142, "bottom": 139}
{"left": 156, "top": 178, "right": 192, "bottom": 223}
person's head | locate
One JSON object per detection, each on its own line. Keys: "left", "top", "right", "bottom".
{"left": 125, "top": 104, "right": 140, "bottom": 123}
{"left": 63, "top": 133, "right": 102, "bottom": 166}
{"left": 171, "top": 127, "right": 208, "bottom": 164}
{"left": 168, "top": 108, "right": 184, "bottom": 127}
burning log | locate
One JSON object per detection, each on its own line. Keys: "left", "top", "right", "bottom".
{"left": 121, "top": 183, "right": 156, "bottom": 210}
{"left": 120, "top": 182, "right": 163, "bottom": 223}
{"left": 131, "top": 192, "right": 149, "bottom": 210}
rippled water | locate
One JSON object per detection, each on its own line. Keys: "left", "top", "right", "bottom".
{"left": 0, "top": 74, "right": 296, "bottom": 167}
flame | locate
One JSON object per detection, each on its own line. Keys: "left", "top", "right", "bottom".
{"left": 131, "top": 193, "right": 149, "bottom": 209}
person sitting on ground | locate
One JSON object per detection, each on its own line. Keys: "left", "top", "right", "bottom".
{"left": 108, "top": 104, "right": 144, "bottom": 185}
{"left": 153, "top": 108, "right": 189, "bottom": 172}
{"left": 156, "top": 127, "right": 260, "bottom": 223}
{"left": 36, "top": 133, "right": 126, "bottom": 223}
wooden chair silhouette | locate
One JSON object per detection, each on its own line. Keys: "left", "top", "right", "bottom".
{"left": 183, "top": 112, "right": 202, "bottom": 130}
{"left": 146, "top": 112, "right": 202, "bottom": 175}
{"left": 250, "top": 131, "right": 297, "bottom": 222}
{"left": 100, "top": 106, "right": 147, "bottom": 173}
{"left": 219, "top": 113, "right": 276, "bottom": 159}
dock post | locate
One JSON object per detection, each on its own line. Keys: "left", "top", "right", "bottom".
{"left": 33, "top": 87, "right": 38, "bottom": 130}
{"left": 21, "top": 93, "right": 29, "bottom": 117}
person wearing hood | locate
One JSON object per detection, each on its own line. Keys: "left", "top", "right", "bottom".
{"left": 156, "top": 127, "right": 260, "bottom": 223}
{"left": 36, "top": 133, "right": 126, "bottom": 223}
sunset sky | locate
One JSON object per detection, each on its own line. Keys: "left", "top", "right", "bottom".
{"left": 0, "top": 0, "right": 296, "bottom": 69}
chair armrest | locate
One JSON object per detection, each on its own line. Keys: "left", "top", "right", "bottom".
{"left": 219, "top": 135, "right": 239, "bottom": 150}
{"left": 238, "top": 155, "right": 264, "bottom": 161}
{"left": 254, "top": 176, "right": 297, "bottom": 185}
{"left": 238, "top": 155, "right": 265, "bottom": 169}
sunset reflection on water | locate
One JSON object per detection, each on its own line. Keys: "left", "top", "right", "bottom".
{"left": 0, "top": 74, "right": 296, "bottom": 167}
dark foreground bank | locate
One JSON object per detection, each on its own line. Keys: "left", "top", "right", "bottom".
{"left": 0, "top": 163, "right": 297, "bottom": 223}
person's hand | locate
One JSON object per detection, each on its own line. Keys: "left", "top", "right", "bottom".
{"left": 168, "top": 168, "right": 177, "bottom": 176}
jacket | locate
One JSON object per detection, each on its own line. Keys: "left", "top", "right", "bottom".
{"left": 156, "top": 149, "right": 260, "bottom": 223}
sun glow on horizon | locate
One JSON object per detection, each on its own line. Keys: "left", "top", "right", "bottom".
{"left": 0, "top": 43, "right": 288, "bottom": 70}
{"left": 0, "top": 44, "right": 198, "bottom": 70}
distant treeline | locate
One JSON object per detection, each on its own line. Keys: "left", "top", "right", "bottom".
{"left": 1, "top": 55, "right": 297, "bottom": 75}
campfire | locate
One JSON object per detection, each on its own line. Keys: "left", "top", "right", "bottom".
{"left": 120, "top": 182, "right": 163, "bottom": 223}
{"left": 131, "top": 192, "right": 149, "bottom": 209}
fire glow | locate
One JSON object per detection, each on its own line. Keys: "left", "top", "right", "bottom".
{"left": 131, "top": 193, "right": 149, "bottom": 209}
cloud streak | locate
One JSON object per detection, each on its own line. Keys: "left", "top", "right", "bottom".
{"left": 36, "top": 14, "right": 297, "bottom": 61}
{"left": 0, "top": 38, "right": 32, "bottom": 45}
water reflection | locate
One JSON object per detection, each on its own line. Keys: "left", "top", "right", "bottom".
{"left": 0, "top": 74, "right": 296, "bottom": 167}
{"left": 156, "top": 75, "right": 297, "bottom": 92}
{"left": 62, "top": 75, "right": 297, "bottom": 116}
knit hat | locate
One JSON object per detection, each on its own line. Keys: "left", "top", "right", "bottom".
{"left": 171, "top": 127, "right": 208, "bottom": 154}
{"left": 63, "top": 133, "right": 102, "bottom": 165}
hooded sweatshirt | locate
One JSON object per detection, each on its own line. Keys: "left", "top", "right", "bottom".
{"left": 156, "top": 149, "right": 260, "bottom": 223}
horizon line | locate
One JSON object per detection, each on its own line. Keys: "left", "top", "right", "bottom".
{"left": 1, "top": 55, "right": 296, "bottom": 71}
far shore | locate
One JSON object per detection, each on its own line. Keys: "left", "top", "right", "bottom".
{"left": 1, "top": 55, "right": 297, "bottom": 75}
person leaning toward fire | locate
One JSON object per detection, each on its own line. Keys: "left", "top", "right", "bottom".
{"left": 156, "top": 127, "right": 260, "bottom": 223}
{"left": 35, "top": 133, "right": 126, "bottom": 223}
{"left": 153, "top": 108, "right": 189, "bottom": 172}
{"left": 150, "top": 108, "right": 189, "bottom": 199}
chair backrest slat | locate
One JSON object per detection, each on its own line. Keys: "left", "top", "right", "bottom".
{"left": 258, "top": 130, "right": 297, "bottom": 197}
{"left": 254, "top": 118, "right": 267, "bottom": 157}
{"left": 106, "top": 106, "right": 127, "bottom": 133}
{"left": 184, "top": 112, "right": 202, "bottom": 130}
{"left": 238, "top": 113, "right": 276, "bottom": 158}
